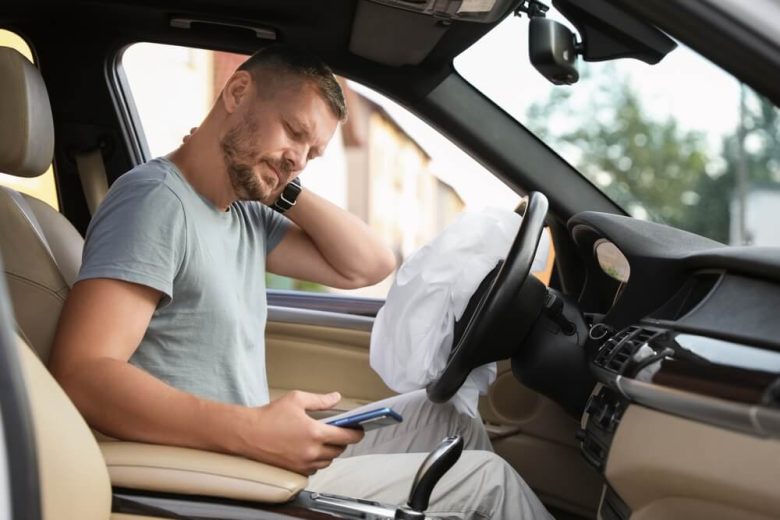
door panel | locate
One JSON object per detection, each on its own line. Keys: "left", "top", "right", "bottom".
{"left": 265, "top": 321, "right": 395, "bottom": 409}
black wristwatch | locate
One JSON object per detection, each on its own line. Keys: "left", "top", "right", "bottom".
{"left": 272, "top": 177, "right": 302, "bottom": 214}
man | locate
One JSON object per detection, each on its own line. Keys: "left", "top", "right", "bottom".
{"left": 50, "top": 45, "right": 550, "bottom": 519}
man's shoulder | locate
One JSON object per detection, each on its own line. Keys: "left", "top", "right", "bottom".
{"left": 91, "top": 158, "right": 187, "bottom": 228}
{"left": 107, "top": 158, "right": 184, "bottom": 204}
{"left": 113, "top": 157, "right": 178, "bottom": 189}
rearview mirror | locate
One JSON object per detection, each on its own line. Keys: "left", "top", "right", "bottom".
{"left": 529, "top": 17, "right": 579, "bottom": 85}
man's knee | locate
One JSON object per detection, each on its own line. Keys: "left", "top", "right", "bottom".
{"left": 458, "top": 450, "right": 515, "bottom": 490}
{"left": 429, "top": 451, "right": 550, "bottom": 519}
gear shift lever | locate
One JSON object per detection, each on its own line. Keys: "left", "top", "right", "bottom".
{"left": 395, "top": 435, "right": 464, "bottom": 519}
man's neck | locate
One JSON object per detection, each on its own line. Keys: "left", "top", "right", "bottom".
{"left": 167, "top": 124, "right": 235, "bottom": 212}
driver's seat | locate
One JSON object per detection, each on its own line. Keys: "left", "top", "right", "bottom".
{"left": 0, "top": 46, "right": 83, "bottom": 362}
{"left": 16, "top": 332, "right": 118, "bottom": 519}
{"left": 0, "top": 45, "right": 308, "bottom": 520}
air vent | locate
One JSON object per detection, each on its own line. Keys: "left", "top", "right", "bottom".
{"left": 594, "top": 326, "right": 659, "bottom": 374}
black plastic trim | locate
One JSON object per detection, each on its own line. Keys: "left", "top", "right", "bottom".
{"left": 610, "top": 0, "right": 780, "bottom": 107}
{"left": 112, "top": 488, "right": 397, "bottom": 519}
{"left": 107, "top": 43, "right": 151, "bottom": 169}
{"left": 600, "top": 486, "right": 630, "bottom": 520}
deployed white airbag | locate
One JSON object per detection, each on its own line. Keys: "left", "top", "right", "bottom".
{"left": 370, "top": 207, "right": 548, "bottom": 416}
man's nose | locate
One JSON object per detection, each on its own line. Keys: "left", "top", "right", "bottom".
{"left": 283, "top": 146, "right": 308, "bottom": 173}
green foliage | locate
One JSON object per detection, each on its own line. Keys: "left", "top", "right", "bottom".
{"left": 525, "top": 64, "right": 780, "bottom": 244}
{"left": 690, "top": 88, "right": 780, "bottom": 244}
{"left": 265, "top": 273, "right": 328, "bottom": 293}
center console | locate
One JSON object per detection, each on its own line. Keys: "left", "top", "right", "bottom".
{"left": 578, "top": 324, "right": 780, "bottom": 519}
{"left": 109, "top": 435, "right": 465, "bottom": 520}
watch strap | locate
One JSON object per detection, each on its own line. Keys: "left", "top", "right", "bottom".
{"left": 272, "top": 177, "right": 302, "bottom": 214}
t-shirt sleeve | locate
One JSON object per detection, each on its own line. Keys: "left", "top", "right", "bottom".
{"left": 77, "top": 178, "right": 186, "bottom": 306}
{"left": 246, "top": 202, "right": 291, "bottom": 255}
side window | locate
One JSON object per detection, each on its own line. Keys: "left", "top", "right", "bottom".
{"left": 122, "top": 43, "right": 552, "bottom": 297}
{"left": 0, "top": 30, "right": 59, "bottom": 210}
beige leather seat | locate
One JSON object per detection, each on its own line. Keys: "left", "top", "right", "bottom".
{"left": 0, "top": 46, "right": 83, "bottom": 362}
{"left": 0, "top": 46, "right": 308, "bottom": 519}
{"left": 17, "top": 332, "right": 306, "bottom": 520}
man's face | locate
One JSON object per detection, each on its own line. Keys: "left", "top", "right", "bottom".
{"left": 220, "top": 77, "right": 339, "bottom": 205}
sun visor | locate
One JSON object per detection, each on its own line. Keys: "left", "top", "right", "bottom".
{"left": 553, "top": 0, "right": 677, "bottom": 64}
{"left": 349, "top": 1, "right": 448, "bottom": 66}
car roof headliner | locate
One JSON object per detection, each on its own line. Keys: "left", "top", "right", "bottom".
{"left": 3, "top": 0, "right": 508, "bottom": 99}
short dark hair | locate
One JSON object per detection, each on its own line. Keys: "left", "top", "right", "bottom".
{"left": 238, "top": 45, "right": 347, "bottom": 122}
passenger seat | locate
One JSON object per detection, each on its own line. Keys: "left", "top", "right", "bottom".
{"left": 0, "top": 46, "right": 84, "bottom": 362}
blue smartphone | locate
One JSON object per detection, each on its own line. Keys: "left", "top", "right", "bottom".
{"left": 325, "top": 407, "right": 403, "bottom": 431}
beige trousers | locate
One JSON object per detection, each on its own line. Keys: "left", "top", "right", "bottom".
{"left": 308, "top": 390, "right": 553, "bottom": 519}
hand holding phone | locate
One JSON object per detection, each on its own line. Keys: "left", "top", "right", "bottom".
{"left": 323, "top": 407, "right": 403, "bottom": 431}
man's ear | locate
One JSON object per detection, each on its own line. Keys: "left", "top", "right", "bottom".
{"left": 221, "top": 70, "right": 253, "bottom": 114}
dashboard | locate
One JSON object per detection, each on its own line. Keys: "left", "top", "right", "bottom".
{"left": 565, "top": 211, "right": 780, "bottom": 519}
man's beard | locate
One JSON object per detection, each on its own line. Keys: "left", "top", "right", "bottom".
{"left": 220, "top": 113, "right": 284, "bottom": 203}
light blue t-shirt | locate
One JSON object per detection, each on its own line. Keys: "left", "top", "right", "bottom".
{"left": 78, "top": 157, "right": 290, "bottom": 406}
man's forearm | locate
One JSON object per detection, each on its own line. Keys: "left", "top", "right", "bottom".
{"left": 284, "top": 188, "right": 396, "bottom": 285}
{"left": 56, "top": 358, "right": 244, "bottom": 454}
{"left": 55, "top": 358, "right": 364, "bottom": 474}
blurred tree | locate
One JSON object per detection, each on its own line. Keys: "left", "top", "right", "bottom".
{"left": 526, "top": 65, "right": 780, "bottom": 244}
{"left": 266, "top": 273, "right": 327, "bottom": 293}
{"left": 688, "top": 89, "right": 780, "bottom": 244}
{"left": 525, "top": 65, "right": 712, "bottom": 235}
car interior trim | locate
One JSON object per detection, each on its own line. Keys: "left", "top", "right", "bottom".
{"left": 612, "top": 0, "right": 780, "bottom": 107}
{"left": 268, "top": 305, "right": 374, "bottom": 332}
{"left": 267, "top": 290, "right": 384, "bottom": 317}
{"left": 108, "top": 48, "right": 151, "bottom": 167}
{"left": 169, "top": 17, "right": 278, "bottom": 41}
{"left": 100, "top": 441, "right": 308, "bottom": 505}
{"left": 615, "top": 376, "right": 780, "bottom": 439}
{"left": 112, "top": 488, "right": 401, "bottom": 520}
{"left": 606, "top": 405, "right": 780, "bottom": 519}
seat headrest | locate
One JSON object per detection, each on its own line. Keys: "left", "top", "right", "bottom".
{"left": 0, "top": 47, "right": 54, "bottom": 178}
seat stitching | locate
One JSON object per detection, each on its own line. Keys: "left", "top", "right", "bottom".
{"left": 4, "top": 272, "right": 67, "bottom": 299}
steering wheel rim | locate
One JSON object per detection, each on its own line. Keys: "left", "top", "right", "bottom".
{"left": 426, "top": 191, "right": 550, "bottom": 403}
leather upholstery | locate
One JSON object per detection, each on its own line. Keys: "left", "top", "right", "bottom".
{"left": 0, "top": 47, "right": 54, "bottom": 177}
{"left": 19, "top": 329, "right": 307, "bottom": 520}
{"left": 0, "top": 45, "right": 83, "bottom": 361}
{"left": 100, "top": 441, "right": 308, "bottom": 503}
{"left": 22, "top": 193, "right": 83, "bottom": 286}
{"left": 0, "top": 187, "right": 82, "bottom": 361}
{"left": 17, "top": 335, "right": 113, "bottom": 520}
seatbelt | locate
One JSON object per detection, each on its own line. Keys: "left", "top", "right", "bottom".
{"left": 74, "top": 148, "right": 108, "bottom": 215}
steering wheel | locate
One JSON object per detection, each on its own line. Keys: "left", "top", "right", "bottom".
{"left": 426, "top": 191, "right": 550, "bottom": 403}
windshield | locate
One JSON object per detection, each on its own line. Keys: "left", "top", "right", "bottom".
{"left": 455, "top": 8, "right": 780, "bottom": 246}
